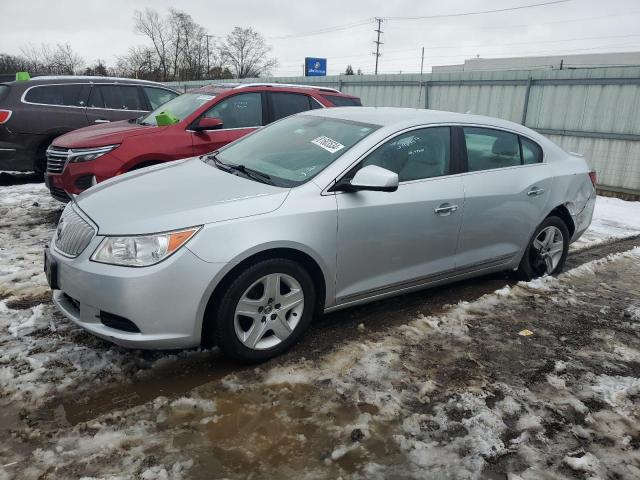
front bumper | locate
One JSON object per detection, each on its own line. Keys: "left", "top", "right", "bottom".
{"left": 45, "top": 150, "right": 125, "bottom": 200}
{"left": 49, "top": 232, "right": 225, "bottom": 349}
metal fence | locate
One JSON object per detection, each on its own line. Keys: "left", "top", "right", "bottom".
{"left": 165, "top": 66, "right": 640, "bottom": 195}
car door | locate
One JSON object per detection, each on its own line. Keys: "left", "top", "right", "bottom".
{"left": 456, "top": 126, "right": 553, "bottom": 270}
{"left": 334, "top": 126, "right": 465, "bottom": 303}
{"left": 85, "top": 84, "right": 149, "bottom": 124}
{"left": 21, "top": 83, "right": 90, "bottom": 131}
{"left": 191, "top": 92, "right": 265, "bottom": 156}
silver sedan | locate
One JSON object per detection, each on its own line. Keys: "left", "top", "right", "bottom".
{"left": 46, "top": 107, "right": 596, "bottom": 362}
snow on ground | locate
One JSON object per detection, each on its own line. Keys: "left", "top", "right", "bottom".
{"left": 1, "top": 183, "right": 640, "bottom": 479}
{"left": 571, "top": 195, "right": 640, "bottom": 250}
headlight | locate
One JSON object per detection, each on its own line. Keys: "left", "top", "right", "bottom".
{"left": 91, "top": 227, "right": 201, "bottom": 267}
{"left": 68, "top": 145, "right": 119, "bottom": 164}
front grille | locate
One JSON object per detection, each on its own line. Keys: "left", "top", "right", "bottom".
{"left": 54, "top": 204, "right": 95, "bottom": 257}
{"left": 46, "top": 146, "right": 70, "bottom": 174}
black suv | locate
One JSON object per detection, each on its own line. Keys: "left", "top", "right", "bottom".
{"left": 0, "top": 76, "right": 179, "bottom": 173}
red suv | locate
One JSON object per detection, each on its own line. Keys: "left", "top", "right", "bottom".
{"left": 45, "top": 83, "right": 362, "bottom": 201}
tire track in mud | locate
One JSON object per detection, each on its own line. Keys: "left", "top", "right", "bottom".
{"left": 57, "top": 235, "right": 640, "bottom": 427}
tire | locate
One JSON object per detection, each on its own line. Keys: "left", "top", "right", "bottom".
{"left": 516, "top": 216, "right": 570, "bottom": 281}
{"left": 212, "top": 258, "right": 316, "bottom": 363}
{"left": 34, "top": 140, "right": 51, "bottom": 177}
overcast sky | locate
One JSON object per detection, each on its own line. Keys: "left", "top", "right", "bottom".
{"left": 1, "top": 0, "right": 639, "bottom": 76}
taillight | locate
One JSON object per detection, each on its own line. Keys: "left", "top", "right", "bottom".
{"left": 588, "top": 170, "right": 597, "bottom": 188}
{"left": 0, "top": 110, "right": 11, "bottom": 124}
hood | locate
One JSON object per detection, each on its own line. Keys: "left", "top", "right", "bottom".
{"left": 76, "top": 157, "right": 290, "bottom": 234}
{"left": 53, "top": 120, "right": 164, "bottom": 148}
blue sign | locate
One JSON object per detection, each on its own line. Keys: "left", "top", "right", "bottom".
{"left": 305, "top": 57, "right": 327, "bottom": 76}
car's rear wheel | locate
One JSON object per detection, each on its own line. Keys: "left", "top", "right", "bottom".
{"left": 516, "top": 216, "right": 569, "bottom": 281}
{"left": 213, "top": 258, "right": 316, "bottom": 363}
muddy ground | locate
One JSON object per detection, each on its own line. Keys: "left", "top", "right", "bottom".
{"left": 0, "top": 176, "right": 639, "bottom": 479}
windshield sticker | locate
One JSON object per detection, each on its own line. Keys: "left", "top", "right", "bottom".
{"left": 311, "top": 136, "right": 345, "bottom": 154}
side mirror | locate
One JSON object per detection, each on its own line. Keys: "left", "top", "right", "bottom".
{"left": 334, "top": 165, "right": 399, "bottom": 193}
{"left": 191, "top": 117, "right": 223, "bottom": 132}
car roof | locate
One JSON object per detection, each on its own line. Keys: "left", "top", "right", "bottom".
{"left": 301, "top": 106, "right": 537, "bottom": 135}
{"left": 190, "top": 82, "right": 358, "bottom": 98}
{"left": 3, "top": 76, "right": 175, "bottom": 88}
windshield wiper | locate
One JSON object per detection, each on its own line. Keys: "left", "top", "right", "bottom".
{"left": 205, "top": 153, "right": 274, "bottom": 185}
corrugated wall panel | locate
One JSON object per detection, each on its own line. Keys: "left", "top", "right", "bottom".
{"left": 163, "top": 67, "right": 640, "bottom": 193}
{"left": 546, "top": 134, "right": 640, "bottom": 191}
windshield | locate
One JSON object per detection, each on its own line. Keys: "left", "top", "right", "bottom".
{"left": 207, "top": 115, "right": 379, "bottom": 187}
{"left": 141, "top": 92, "right": 215, "bottom": 125}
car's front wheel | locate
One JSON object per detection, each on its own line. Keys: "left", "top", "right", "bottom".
{"left": 213, "top": 258, "right": 316, "bottom": 363}
{"left": 517, "top": 216, "right": 570, "bottom": 281}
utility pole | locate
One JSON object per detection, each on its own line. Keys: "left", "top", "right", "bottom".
{"left": 420, "top": 46, "right": 425, "bottom": 75}
{"left": 205, "top": 34, "right": 214, "bottom": 78}
{"left": 372, "top": 17, "right": 383, "bottom": 75}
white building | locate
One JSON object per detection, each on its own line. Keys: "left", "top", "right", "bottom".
{"left": 432, "top": 52, "right": 640, "bottom": 72}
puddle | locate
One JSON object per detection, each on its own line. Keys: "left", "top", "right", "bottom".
{"left": 168, "top": 382, "right": 401, "bottom": 479}
{"left": 63, "top": 351, "right": 242, "bottom": 425}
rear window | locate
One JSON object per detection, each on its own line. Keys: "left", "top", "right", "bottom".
{"left": 271, "top": 92, "right": 313, "bottom": 121}
{"left": 321, "top": 94, "right": 362, "bottom": 107}
{"left": 0, "top": 84, "right": 10, "bottom": 102}
{"left": 24, "top": 84, "right": 88, "bottom": 107}
{"left": 144, "top": 87, "right": 178, "bottom": 109}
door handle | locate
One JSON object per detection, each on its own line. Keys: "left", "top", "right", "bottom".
{"left": 527, "top": 187, "right": 545, "bottom": 196}
{"left": 94, "top": 119, "right": 110, "bottom": 124}
{"left": 434, "top": 203, "right": 459, "bottom": 216}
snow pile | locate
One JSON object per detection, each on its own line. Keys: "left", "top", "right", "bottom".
{"left": 572, "top": 195, "right": 640, "bottom": 250}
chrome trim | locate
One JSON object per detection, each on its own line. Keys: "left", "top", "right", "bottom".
{"left": 331, "top": 254, "right": 514, "bottom": 307}
{"left": 0, "top": 148, "right": 17, "bottom": 151}
{"left": 46, "top": 144, "right": 119, "bottom": 174}
{"left": 321, "top": 122, "right": 546, "bottom": 195}
{"left": 20, "top": 82, "right": 174, "bottom": 110}
{"left": 53, "top": 204, "right": 96, "bottom": 258}
{"left": 235, "top": 83, "right": 341, "bottom": 93}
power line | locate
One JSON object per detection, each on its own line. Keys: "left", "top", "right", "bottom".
{"left": 266, "top": 0, "right": 573, "bottom": 42}
{"left": 384, "top": 0, "right": 572, "bottom": 21}
{"left": 373, "top": 17, "right": 383, "bottom": 75}
{"left": 267, "top": 20, "right": 372, "bottom": 40}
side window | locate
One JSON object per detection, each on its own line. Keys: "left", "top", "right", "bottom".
{"left": 144, "top": 87, "right": 178, "bottom": 110}
{"left": 321, "top": 94, "right": 362, "bottom": 107}
{"left": 120, "top": 86, "right": 146, "bottom": 111}
{"left": 88, "top": 86, "right": 104, "bottom": 108}
{"left": 270, "top": 93, "right": 312, "bottom": 121}
{"left": 89, "top": 86, "right": 145, "bottom": 110}
{"left": 361, "top": 127, "right": 451, "bottom": 182}
{"left": 204, "top": 92, "right": 263, "bottom": 129}
{"left": 521, "top": 137, "right": 543, "bottom": 164}
{"left": 463, "top": 127, "right": 521, "bottom": 172}
{"left": 24, "top": 84, "right": 87, "bottom": 106}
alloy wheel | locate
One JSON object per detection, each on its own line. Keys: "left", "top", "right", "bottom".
{"left": 531, "top": 225, "right": 564, "bottom": 275}
{"left": 233, "top": 273, "right": 305, "bottom": 350}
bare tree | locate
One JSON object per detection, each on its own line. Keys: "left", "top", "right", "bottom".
{"left": 134, "top": 8, "right": 170, "bottom": 81}
{"left": 19, "top": 43, "right": 84, "bottom": 74}
{"left": 220, "top": 27, "right": 277, "bottom": 78}
{"left": 115, "top": 46, "right": 161, "bottom": 80}
{"left": 0, "top": 53, "right": 28, "bottom": 74}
